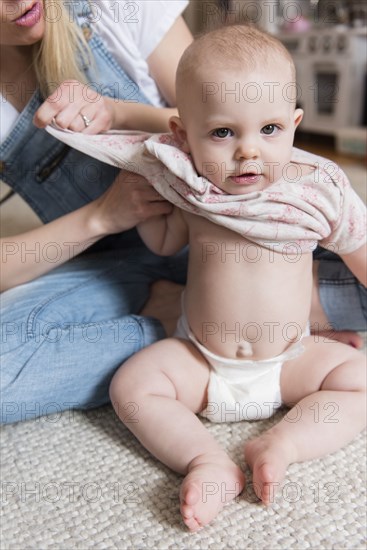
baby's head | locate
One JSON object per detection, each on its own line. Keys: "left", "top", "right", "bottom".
{"left": 170, "top": 25, "right": 303, "bottom": 194}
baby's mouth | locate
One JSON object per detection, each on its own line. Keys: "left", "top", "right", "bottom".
{"left": 230, "top": 173, "right": 262, "bottom": 185}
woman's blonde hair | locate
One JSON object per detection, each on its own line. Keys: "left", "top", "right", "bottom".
{"left": 34, "top": 0, "right": 92, "bottom": 97}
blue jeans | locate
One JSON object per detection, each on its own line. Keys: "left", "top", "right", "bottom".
{"left": 316, "top": 251, "right": 367, "bottom": 332}
{"left": 0, "top": 246, "right": 187, "bottom": 423}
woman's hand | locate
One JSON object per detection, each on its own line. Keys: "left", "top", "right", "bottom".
{"left": 89, "top": 170, "right": 173, "bottom": 236}
{"left": 33, "top": 79, "right": 177, "bottom": 133}
{"left": 33, "top": 80, "right": 115, "bottom": 134}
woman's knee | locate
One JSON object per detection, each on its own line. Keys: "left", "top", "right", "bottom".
{"left": 316, "top": 259, "right": 367, "bottom": 331}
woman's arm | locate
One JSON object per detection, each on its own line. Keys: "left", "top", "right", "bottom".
{"left": 110, "top": 14, "right": 193, "bottom": 131}
{"left": 33, "top": 16, "right": 192, "bottom": 133}
{"left": 147, "top": 15, "right": 193, "bottom": 107}
{"left": 33, "top": 81, "right": 177, "bottom": 134}
{"left": 0, "top": 172, "right": 172, "bottom": 292}
{"left": 106, "top": 101, "right": 178, "bottom": 133}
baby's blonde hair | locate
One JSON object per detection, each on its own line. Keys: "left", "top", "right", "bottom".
{"left": 34, "top": 0, "right": 91, "bottom": 97}
{"left": 176, "top": 24, "right": 295, "bottom": 108}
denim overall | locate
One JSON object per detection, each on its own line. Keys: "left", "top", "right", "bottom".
{"left": 0, "top": 0, "right": 188, "bottom": 423}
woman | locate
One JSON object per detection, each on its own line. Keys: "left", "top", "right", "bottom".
{"left": 0, "top": 0, "right": 192, "bottom": 423}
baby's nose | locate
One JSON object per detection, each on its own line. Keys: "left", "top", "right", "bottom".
{"left": 235, "top": 142, "right": 259, "bottom": 160}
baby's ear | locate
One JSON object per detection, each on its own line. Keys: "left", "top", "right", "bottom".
{"left": 294, "top": 108, "right": 304, "bottom": 128}
{"left": 169, "top": 116, "right": 190, "bottom": 153}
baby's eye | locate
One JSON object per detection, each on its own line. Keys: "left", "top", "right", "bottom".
{"left": 261, "top": 124, "right": 278, "bottom": 135}
{"left": 212, "top": 128, "right": 233, "bottom": 138}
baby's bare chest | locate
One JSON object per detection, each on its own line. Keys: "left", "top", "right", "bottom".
{"left": 183, "top": 211, "right": 309, "bottom": 275}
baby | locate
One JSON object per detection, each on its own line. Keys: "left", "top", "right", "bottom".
{"left": 108, "top": 25, "right": 366, "bottom": 531}
{"left": 50, "top": 25, "right": 366, "bottom": 531}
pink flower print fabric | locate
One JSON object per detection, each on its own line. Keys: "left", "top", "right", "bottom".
{"left": 46, "top": 126, "right": 366, "bottom": 255}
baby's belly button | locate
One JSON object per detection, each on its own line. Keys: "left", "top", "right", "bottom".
{"left": 202, "top": 337, "right": 299, "bottom": 361}
{"left": 236, "top": 342, "right": 254, "bottom": 358}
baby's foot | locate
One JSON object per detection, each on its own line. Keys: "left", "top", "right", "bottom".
{"left": 180, "top": 452, "right": 245, "bottom": 532}
{"left": 245, "top": 432, "right": 295, "bottom": 506}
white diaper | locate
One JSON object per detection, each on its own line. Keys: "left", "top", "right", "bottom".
{"left": 175, "top": 313, "right": 308, "bottom": 423}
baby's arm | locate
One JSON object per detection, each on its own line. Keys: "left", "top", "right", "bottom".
{"left": 340, "top": 243, "right": 367, "bottom": 287}
{"left": 137, "top": 206, "right": 189, "bottom": 256}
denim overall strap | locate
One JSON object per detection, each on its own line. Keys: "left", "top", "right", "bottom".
{"left": 68, "top": 0, "right": 151, "bottom": 104}
{"left": 0, "top": 0, "right": 150, "bottom": 235}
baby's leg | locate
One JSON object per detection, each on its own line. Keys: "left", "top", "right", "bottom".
{"left": 245, "top": 337, "right": 366, "bottom": 504}
{"left": 110, "top": 338, "right": 244, "bottom": 531}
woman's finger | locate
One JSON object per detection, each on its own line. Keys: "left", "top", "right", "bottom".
{"left": 66, "top": 111, "right": 89, "bottom": 132}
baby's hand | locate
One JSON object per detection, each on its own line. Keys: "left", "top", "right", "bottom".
{"left": 33, "top": 79, "right": 114, "bottom": 134}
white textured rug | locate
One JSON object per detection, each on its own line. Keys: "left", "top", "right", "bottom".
{"left": 1, "top": 401, "right": 366, "bottom": 549}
